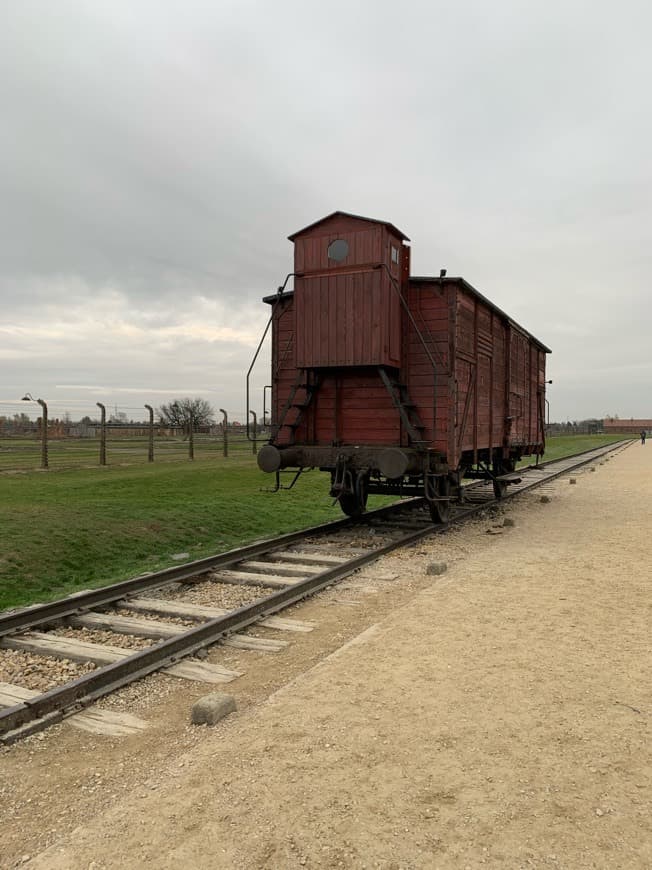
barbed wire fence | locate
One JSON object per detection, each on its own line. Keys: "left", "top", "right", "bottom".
{"left": 0, "top": 398, "right": 270, "bottom": 472}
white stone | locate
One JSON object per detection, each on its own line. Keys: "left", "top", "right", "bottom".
{"left": 191, "top": 692, "right": 237, "bottom": 726}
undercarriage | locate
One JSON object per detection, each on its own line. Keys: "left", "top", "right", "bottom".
{"left": 257, "top": 443, "right": 533, "bottom": 523}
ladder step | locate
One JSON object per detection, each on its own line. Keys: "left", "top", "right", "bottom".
{"left": 495, "top": 474, "right": 522, "bottom": 484}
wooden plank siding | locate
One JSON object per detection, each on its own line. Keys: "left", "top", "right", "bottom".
{"left": 452, "top": 288, "right": 514, "bottom": 466}
{"left": 266, "top": 212, "right": 547, "bottom": 467}
{"left": 292, "top": 214, "right": 404, "bottom": 369}
{"left": 271, "top": 296, "right": 298, "bottom": 447}
{"left": 508, "top": 327, "right": 530, "bottom": 445}
{"left": 403, "top": 284, "right": 451, "bottom": 453}
{"left": 323, "top": 373, "right": 399, "bottom": 445}
{"left": 294, "top": 223, "right": 384, "bottom": 273}
{"left": 270, "top": 279, "right": 546, "bottom": 463}
{"left": 295, "top": 270, "right": 400, "bottom": 368}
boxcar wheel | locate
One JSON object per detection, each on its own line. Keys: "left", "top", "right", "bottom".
{"left": 339, "top": 474, "right": 368, "bottom": 518}
{"left": 428, "top": 476, "right": 451, "bottom": 524}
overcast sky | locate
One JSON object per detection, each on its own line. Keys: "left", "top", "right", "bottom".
{"left": 2, "top": 0, "right": 651, "bottom": 423}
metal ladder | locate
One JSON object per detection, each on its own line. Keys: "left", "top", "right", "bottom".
{"left": 378, "top": 367, "right": 428, "bottom": 446}
{"left": 271, "top": 370, "right": 321, "bottom": 446}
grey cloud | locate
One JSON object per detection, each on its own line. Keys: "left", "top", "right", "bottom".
{"left": 2, "top": 0, "right": 652, "bottom": 420}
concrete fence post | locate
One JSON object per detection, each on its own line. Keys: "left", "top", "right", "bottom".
{"left": 144, "top": 404, "right": 154, "bottom": 462}
{"left": 21, "top": 393, "right": 48, "bottom": 469}
{"left": 37, "top": 398, "right": 49, "bottom": 469}
{"left": 96, "top": 402, "right": 106, "bottom": 466}
{"left": 219, "top": 408, "right": 228, "bottom": 457}
{"left": 188, "top": 412, "right": 194, "bottom": 461}
{"left": 249, "top": 410, "right": 257, "bottom": 455}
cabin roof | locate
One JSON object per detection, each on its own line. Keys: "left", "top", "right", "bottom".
{"left": 288, "top": 210, "right": 410, "bottom": 242}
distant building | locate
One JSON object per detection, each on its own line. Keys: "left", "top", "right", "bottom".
{"left": 603, "top": 418, "right": 652, "bottom": 434}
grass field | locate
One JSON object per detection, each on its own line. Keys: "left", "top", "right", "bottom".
{"left": 0, "top": 434, "right": 628, "bottom": 611}
{"left": 520, "top": 434, "right": 625, "bottom": 464}
{"left": 0, "top": 434, "right": 256, "bottom": 472}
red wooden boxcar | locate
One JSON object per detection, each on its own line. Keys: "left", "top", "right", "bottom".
{"left": 255, "top": 212, "right": 550, "bottom": 521}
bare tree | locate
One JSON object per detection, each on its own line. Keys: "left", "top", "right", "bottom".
{"left": 158, "top": 397, "right": 215, "bottom": 430}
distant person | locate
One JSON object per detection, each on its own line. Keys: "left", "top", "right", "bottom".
{"left": 641, "top": 430, "right": 646, "bottom": 444}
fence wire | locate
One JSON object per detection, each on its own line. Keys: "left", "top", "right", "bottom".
{"left": 0, "top": 421, "right": 268, "bottom": 472}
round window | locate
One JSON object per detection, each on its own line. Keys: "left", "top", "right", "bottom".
{"left": 327, "top": 239, "right": 349, "bottom": 262}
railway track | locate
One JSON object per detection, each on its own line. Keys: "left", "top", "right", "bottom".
{"left": 0, "top": 440, "right": 631, "bottom": 744}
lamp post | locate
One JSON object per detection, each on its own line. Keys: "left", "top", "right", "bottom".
{"left": 22, "top": 393, "right": 48, "bottom": 469}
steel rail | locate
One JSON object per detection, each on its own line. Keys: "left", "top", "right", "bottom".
{"left": 1, "top": 440, "right": 627, "bottom": 638}
{"left": 0, "top": 521, "right": 433, "bottom": 743}
{"left": 0, "top": 499, "right": 423, "bottom": 640}
{"left": 477, "top": 440, "right": 633, "bottom": 513}
{"left": 0, "top": 440, "right": 630, "bottom": 743}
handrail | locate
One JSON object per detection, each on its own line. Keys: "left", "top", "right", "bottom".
{"left": 246, "top": 273, "right": 297, "bottom": 442}
{"left": 376, "top": 263, "right": 438, "bottom": 373}
{"left": 376, "top": 263, "right": 439, "bottom": 439}
{"left": 248, "top": 264, "right": 441, "bottom": 446}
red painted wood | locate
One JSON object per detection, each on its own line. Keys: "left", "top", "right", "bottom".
{"left": 292, "top": 214, "right": 405, "bottom": 369}
{"left": 267, "top": 214, "right": 549, "bottom": 464}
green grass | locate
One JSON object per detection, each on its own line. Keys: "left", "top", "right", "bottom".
{"left": 528, "top": 433, "right": 626, "bottom": 464}
{"left": 0, "top": 434, "right": 629, "bottom": 611}
{"left": 0, "top": 457, "right": 350, "bottom": 610}
{"left": 0, "top": 434, "right": 254, "bottom": 472}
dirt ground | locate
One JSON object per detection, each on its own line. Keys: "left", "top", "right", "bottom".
{"left": 2, "top": 443, "right": 650, "bottom": 869}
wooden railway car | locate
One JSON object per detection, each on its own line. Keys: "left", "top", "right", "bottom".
{"left": 254, "top": 212, "right": 550, "bottom": 522}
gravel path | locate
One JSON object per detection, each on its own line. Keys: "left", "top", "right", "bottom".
{"left": 3, "top": 443, "right": 650, "bottom": 869}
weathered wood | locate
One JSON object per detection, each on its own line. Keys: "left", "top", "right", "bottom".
{"left": 0, "top": 682, "right": 149, "bottom": 736}
{"left": 236, "top": 560, "right": 323, "bottom": 577}
{"left": 273, "top": 231, "right": 547, "bottom": 467}
{"left": 250, "top": 614, "right": 315, "bottom": 633}
{"left": 222, "top": 635, "right": 288, "bottom": 652}
{"left": 70, "top": 612, "right": 289, "bottom": 652}
{"left": 210, "top": 569, "right": 298, "bottom": 588}
{"left": 3, "top": 632, "right": 137, "bottom": 665}
{"left": 270, "top": 550, "right": 348, "bottom": 566}
{"left": 1, "top": 633, "right": 241, "bottom": 683}
{"left": 282, "top": 542, "right": 374, "bottom": 557}
{"left": 165, "top": 660, "right": 240, "bottom": 683}
{"left": 60, "top": 708, "right": 150, "bottom": 737}
{"left": 70, "top": 612, "right": 298, "bottom": 649}
{"left": 123, "top": 597, "right": 315, "bottom": 632}
{"left": 69, "top": 612, "right": 184, "bottom": 640}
